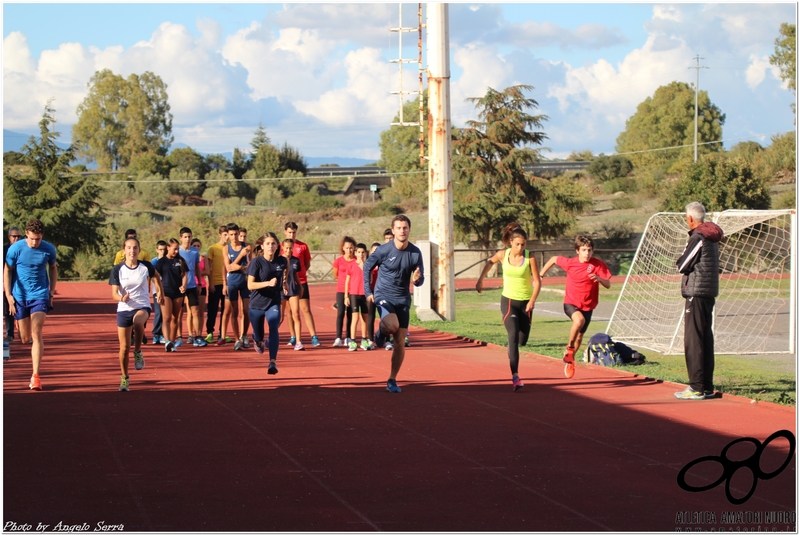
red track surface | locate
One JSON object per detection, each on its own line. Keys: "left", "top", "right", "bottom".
{"left": 4, "top": 282, "right": 796, "bottom": 532}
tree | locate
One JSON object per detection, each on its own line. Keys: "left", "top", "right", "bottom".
{"left": 232, "top": 147, "right": 250, "bottom": 179}
{"left": 566, "top": 150, "right": 594, "bottom": 161}
{"left": 72, "top": 69, "right": 173, "bottom": 170}
{"left": 615, "top": 81, "right": 725, "bottom": 170}
{"left": 3, "top": 102, "right": 105, "bottom": 274}
{"left": 205, "top": 154, "right": 230, "bottom": 172}
{"left": 250, "top": 123, "right": 271, "bottom": 158}
{"left": 769, "top": 23, "right": 796, "bottom": 116}
{"left": 452, "top": 85, "right": 591, "bottom": 247}
{"left": 378, "top": 94, "right": 429, "bottom": 202}
{"left": 586, "top": 154, "right": 634, "bottom": 182}
{"left": 661, "top": 155, "right": 770, "bottom": 212}
{"left": 167, "top": 147, "right": 208, "bottom": 178}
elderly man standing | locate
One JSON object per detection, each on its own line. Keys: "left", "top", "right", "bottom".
{"left": 674, "top": 202, "right": 723, "bottom": 400}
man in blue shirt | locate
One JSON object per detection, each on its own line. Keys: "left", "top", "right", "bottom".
{"left": 3, "top": 219, "right": 58, "bottom": 390}
{"left": 364, "top": 214, "right": 424, "bottom": 393}
{"left": 177, "top": 227, "right": 206, "bottom": 347}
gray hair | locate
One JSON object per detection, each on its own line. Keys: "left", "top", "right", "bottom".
{"left": 685, "top": 202, "right": 705, "bottom": 222}
{"left": 7, "top": 227, "right": 19, "bottom": 235}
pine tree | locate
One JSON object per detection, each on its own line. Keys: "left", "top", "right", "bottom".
{"left": 250, "top": 123, "right": 271, "bottom": 158}
{"left": 4, "top": 101, "right": 106, "bottom": 274}
{"left": 453, "top": 85, "right": 590, "bottom": 246}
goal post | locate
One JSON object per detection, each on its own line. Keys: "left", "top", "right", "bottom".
{"left": 607, "top": 209, "right": 795, "bottom": 355}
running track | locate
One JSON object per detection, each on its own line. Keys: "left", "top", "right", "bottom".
{"left": 3, "top": 282, "right": 796, "bottom": 531}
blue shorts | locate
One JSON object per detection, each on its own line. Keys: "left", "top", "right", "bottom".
{"left": 13, "top": 299, "right": 52, "bottom": 320}
{"left": 227, "top": 283, "right": 250, "bottom": 302}
{"left": 375, "top": 299, "right": 410, "bottom": 330}
{"left": 117, "top": 308, "right": 151, "bottom": 328}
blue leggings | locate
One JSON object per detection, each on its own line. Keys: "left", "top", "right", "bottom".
{"left": 248, "top": 305, "right": 281, "bottom": 360}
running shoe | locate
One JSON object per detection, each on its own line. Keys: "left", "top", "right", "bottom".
{"left": 254, "top": 340, "right": 264, "bottom": 355}
{"left": 233, "top": 340, "right": 243, "bottom": 351}
{"left": 344, "top": 337, "right": 353, "bottom": 347}
{"left": 119, "top": 376, "right": 130, "bottom": 392}
{"left": 175, "top": 338, "right": 183, "bottom": 347}
{"left": 151, "top": 335, "right": 162, "bottom": 345}
{"left": 205, "top": 333, "right": 214, "bottom": 343}
{"left": 287, "top": 336, "right": 296, "bottom": 347}
{"left": 311, "top": 335, "right": 321, "bottom": 347}
{"left": 215, "top": 338, "right": 227, "bottom": 347}
{"left": 374, "top": 328, "right": 386, "bottom": 349}
{"left": 242, "top": 337, "right": 250, "bottom": 349}
{"left": 360, "top": 339, "right": 371, "bottom": 351}
{"left": 193, "top": 339, "right": 208, "bottom": 348}
{"left": 563, "top": 346, "right": 576, "bottom": 379}
{"left": 512, "top": 376, "right": 524, "bottom": 392}
{"left": 29, "top": 373, "right": 42, "bottom": 391}
{"left": 366, "top": 341, "right": 376, "bottom": 351}
{"left": 674, "top": 387, "right": 705, "bottom": 400}
{"left": 134, "top": 350, "right": 145, "bottom": 370}
{"left": 332, "top": 338, "right": 343, "bottom": 347}
{"left": 224, "top": 336, "right": 234, "bottom": 343}
{"left": 385, "top": 342, "right": 394, "bottom": 351}
{"left": 404, "top": 336, "right": 410, "bottom": 347}
{"left": 704, "top": 390, "right": 717, "bottom": 399}
{"left": 159, "top": 336, "right": 167, "bottom": 345}
{"left": 187, "top": 336, "right": 195, "bottom": 345}
{"left": 165, "top": 341, "right": 176, "bottom": 352}
{"left": 268, "top": 361, "right": 278, "bottom": 375}
{"left": 294, "top": 342, "right": 305, "bottom": 351}
{"left": 348, "top": 340, "right": 358, "bottom": 351}
{"left": 386, "top": 378, "right": 402, "bottom": 393}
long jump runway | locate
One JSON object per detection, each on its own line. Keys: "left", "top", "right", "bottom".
{"left": 3, "top": 282, "right": 796, "bottom": 532}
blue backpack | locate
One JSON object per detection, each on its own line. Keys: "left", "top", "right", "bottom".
{"left": 586, "top": 333, "right": 622, "bottom": 366}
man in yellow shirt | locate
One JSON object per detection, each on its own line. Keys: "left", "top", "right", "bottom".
{"left": 204, "top": 225, "right": 228, "bottom": 343}
{"left": 113, "top": 229, "right": 151, "bottom": 266}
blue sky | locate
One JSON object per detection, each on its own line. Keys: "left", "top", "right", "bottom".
{"left": 3, "top": 2, "right": 796, "bottom": 161}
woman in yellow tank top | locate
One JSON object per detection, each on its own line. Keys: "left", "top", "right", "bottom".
{"left": 476, "top": 223, "right": 541, "bottom": 391}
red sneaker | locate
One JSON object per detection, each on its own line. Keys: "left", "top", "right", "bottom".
{"left": 29, "top": 374, "right": 42, "bottom": 390}
{"left": 563, "top": 347, "right": 576, "bottom": 379}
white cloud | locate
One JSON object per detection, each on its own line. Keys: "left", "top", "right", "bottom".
{"left": 547, "top": 33, "right": 692, "bottom": 122}
{"left": 653, "top": 5, "right": 682, "bottom": 22}
{"left": 745, "top": 53, "right": 782, "bottom": 89}
{"left": 294, "top": 47, "right": 402, "bottom": 126}
{"left": 450, "top": 42, "right": 514, "bottom": 124}
{"left": 222, "top": 22, "right": 340, "bottom": 103}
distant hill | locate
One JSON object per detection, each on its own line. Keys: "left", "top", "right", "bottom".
{"left": 5, "top": 130, "right": 376, "bottom": 169}
{"left": 4, "top": 129, "right": 71, "bottom": 153}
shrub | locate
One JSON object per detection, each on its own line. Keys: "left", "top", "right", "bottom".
{"left": 772, "top": 190, "right": 796, "bottom": 209}
{"left": 599, "top": 219, "right": 634, "bottom": 242}
{"left": 586, "top": 154, "right": 633, "bottom": 182}
{"left": 367, "top": 201, "right": 402, "bottom": 218}
{"left": 278, "top": 186, "right": 344, "bottom": 214}
{"left": 601, "top": 177, "right": 639, "bottom": 194}
{"left": 611, "top": 195, "right": 638, "bottom": 210}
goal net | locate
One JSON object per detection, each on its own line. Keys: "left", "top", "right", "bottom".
{"left": 607, "top": 209, "right": 795, "bottom": 355}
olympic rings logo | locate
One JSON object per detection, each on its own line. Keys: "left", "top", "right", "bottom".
{"left": 677, "top": 429, "right": 796, "bottom": 505}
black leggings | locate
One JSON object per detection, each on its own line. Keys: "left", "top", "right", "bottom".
{"left": 367, "top": 299, "right": 380, "bottom": 340}
{"left": 335, "top": 292, "right": 353, "bottom": 339}
{"left": 501, "top": 296, "right": 532, "bottom": 375}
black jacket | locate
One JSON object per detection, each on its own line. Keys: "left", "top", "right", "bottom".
{"left": 676, "top": 221, "right": 724, "bottom": 298}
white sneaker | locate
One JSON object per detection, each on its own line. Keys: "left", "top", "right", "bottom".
{"left": 385, "top": 342, "right": 394, "bottom": 351}
{"left": 332, "top": 338, "right": 343, "bottom": 347}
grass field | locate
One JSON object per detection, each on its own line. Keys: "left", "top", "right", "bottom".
{"left": 410, "top": 286, "right": 797, "bottom": 406}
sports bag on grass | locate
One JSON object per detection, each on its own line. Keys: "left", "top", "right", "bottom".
{"left": 585, "top": 333, "right": 622, "bottom": 366}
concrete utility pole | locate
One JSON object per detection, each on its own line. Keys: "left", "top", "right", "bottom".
{"left": 690, "top": 55, "right": 708, "bottom": 162}
{"left": 426, "top": 4, "right": 455, "bottom": 321}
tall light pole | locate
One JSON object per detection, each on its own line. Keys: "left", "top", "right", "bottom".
{"left": 690, "top": 55, "right": 708, "bottom": 162}
{"left": 427, "top": 4, "right": 455, "bottom": 320}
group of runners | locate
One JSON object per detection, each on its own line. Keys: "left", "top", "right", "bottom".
{"left": 5, "top": 214, "right": 614, "bottom": 395}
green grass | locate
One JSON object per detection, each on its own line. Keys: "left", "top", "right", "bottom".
{"left": 410, "top": 287, "right": 796, "bottom": 406}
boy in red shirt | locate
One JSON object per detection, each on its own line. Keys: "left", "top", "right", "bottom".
{"left": 540, "top": 236, "right": 611, "bottom": 378}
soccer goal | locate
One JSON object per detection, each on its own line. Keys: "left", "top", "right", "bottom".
{"left": 607, "top": 209, "right": 796, "bottom": 355}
